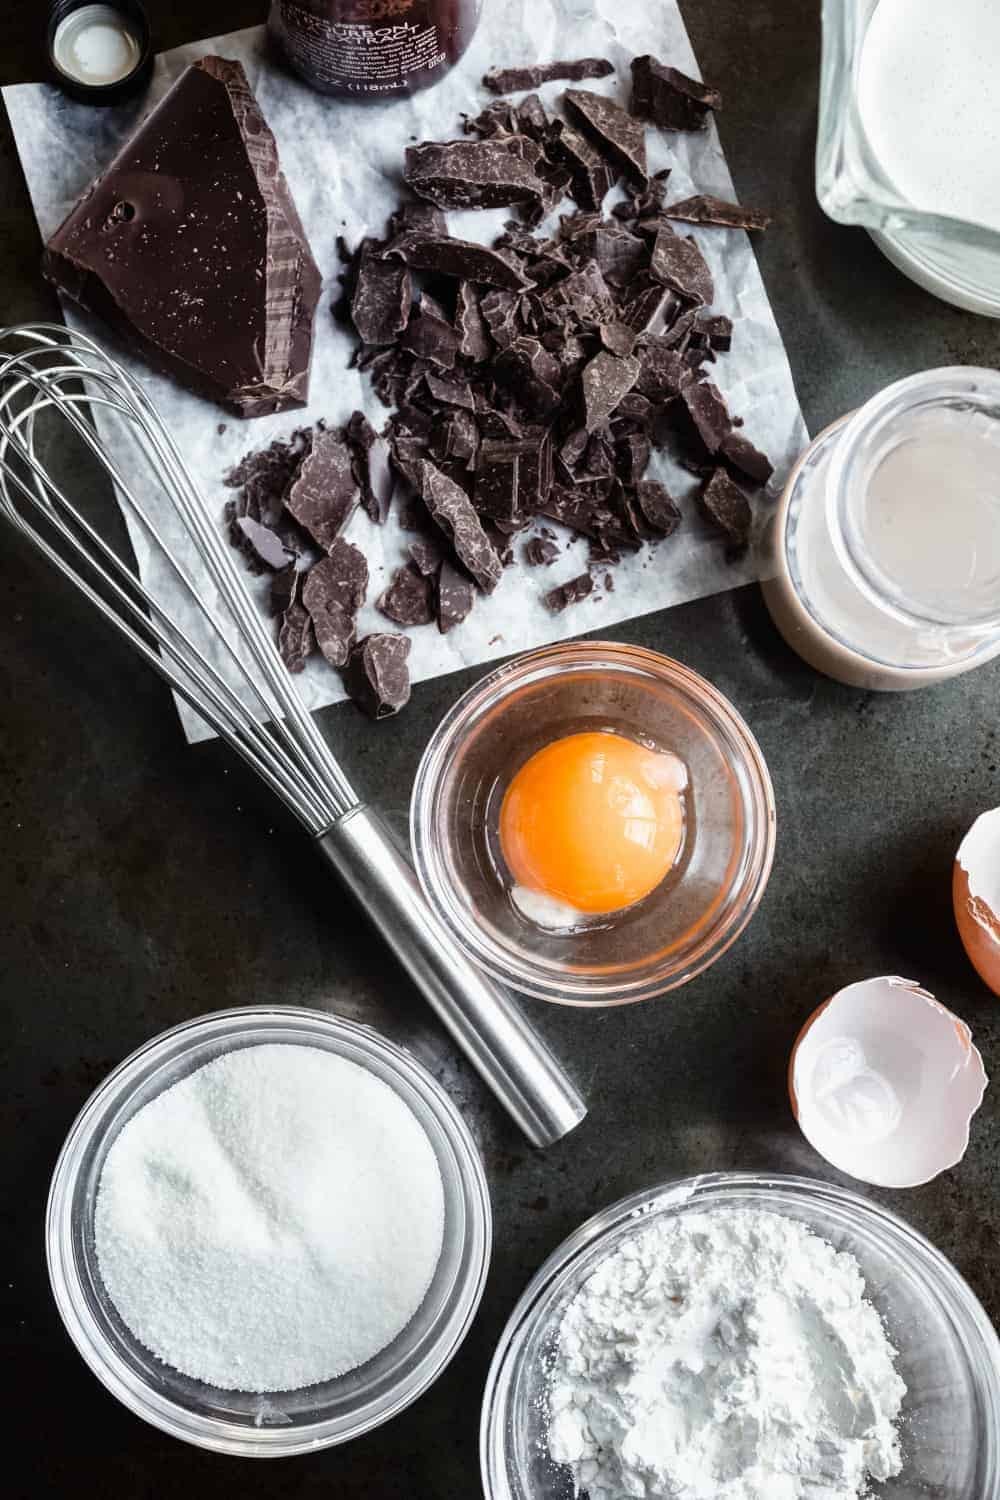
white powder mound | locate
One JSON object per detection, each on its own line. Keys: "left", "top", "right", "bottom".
{"left": 95, "top": 1043, "right": 445, "bottom": 1392}
{"left": 547, "top": 1209, "right": 906, "bottom": 1500}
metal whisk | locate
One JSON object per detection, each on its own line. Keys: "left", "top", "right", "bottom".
{"left": 0, "top": 324, "right": 585, "bottom": 1147}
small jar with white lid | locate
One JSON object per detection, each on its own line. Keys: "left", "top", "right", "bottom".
{"left": 761, "top": 368, "right": 1000, "bottom": 691}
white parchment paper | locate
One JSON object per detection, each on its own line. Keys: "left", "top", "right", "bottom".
{"left": 4, "top": 1, "right": 807, "bottom": 743}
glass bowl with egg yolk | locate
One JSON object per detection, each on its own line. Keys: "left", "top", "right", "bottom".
{"left": 411, "top": 643, "right": 776, "bottom": 1005}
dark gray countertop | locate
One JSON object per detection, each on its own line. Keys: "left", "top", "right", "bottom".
{"left": 2, "top": 2, "right": 998, "bottom": 1494}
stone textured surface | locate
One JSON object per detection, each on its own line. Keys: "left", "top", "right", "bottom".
{"left": 1, "top": 3, "right": 998, "bottom": 1495}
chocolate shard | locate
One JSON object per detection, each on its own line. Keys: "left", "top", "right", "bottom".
{"left": 663, "top": 194, "right": 770, "bottom": 232}
{"left": 649, "top": 223, "right": 714, "bottom": 305}
{"left": 437, "top": 558, "right": 477, "bottom": 634}
{"left": 700, "top": 466, "right": 753, "bottom": 547}
{"left": 636, "top": 337, "right": 692, "bottom": 401}
{"left": 284, "top": 428, "right": 359, "bottom": 550}
{"left": 425, "top": 371, "right": 476, "bottom": 410}
{"left": 384, "top": 232, "right": 531, "bottom": 290}
{"left": 483, "top": 58, "right": 614, "bottom": 94}
{"left": 475, "top": 433, "right": 552, "bottom": 522}
{"left": 418, "top": 459, "right": 504, "bottom": 593}
{"left": 401, "top": 295, "right": 460, "bottom": 369}
{"left": 346, "top": 411, "right": 395, "bottom": 524}
{"left": 277, "top": 573, "right": 315, "bottom": 673}
{"left": 377, "top": 562, "right": 435, "bottom": 626}
{"left": 480, "top": 288, "right": 521, "bottom": 350}
{"left": 456, "top": 281, "right": 493, "bottom": 361}
{"left": 404, "top": 138, "right": 545, "bottom": 211}
{"left": 524, "top": 536, "right": 560, "bottom": 566}
{"left": 465, "top": 99, "right": 520, "bottom": 138}
{"left": 431, "top": 408, "right": 479, "bottom": 466}
{"left": 542, "top": 260, "right": 616, "bottom": 325}
{"left": 387, "top": 201, "right": 448, "bottom": 238}
{"left": 351, "top": 242, "right": 412, "bottom": 345}
{"left": 576, "top": 226, "right": 647, "bottom": 287}
{"left": 516, "top": 94, "right": 550, "bottom": 141}
{"left": 681, "top": 380, "right": 733, "bottom": 454}
{"left": 408, "top": 535, "right": 445, "bottom": 575}
{"left": 630, "top": 55, "right": 722, "bottom": 131}
{"left": 690, "top": 313, "right": 733, "bottom": 352}
{"left": 235, "top": 516, "right": 295, "bottom": 570}
{"left": 564, "top": 88, "right": 648, "bottom": 186}
{"left": 544, "top": 570, "right": 594, "bottom": 612}
{"left": 345, "top": 633, "right": 411, "bottom": 719}
{"left": 545, "top": 119, "right": 616, "bottom": 211}
{"left": 270, "top": 562, "right": 298, "bottom": 618}
{"left": 44, "top": 57, "right": 321, "bottom": 419}
{"left": 615, "top": 431, "right": 651, "bottom": 484}
{"left": 301, "top": 540, "right": 368, "bottom": 668}
{"left": 582, "top": 350, "right": 641, "bottom": 431}
{"left": 636, "top": 480, "right": 682, "bottom": 535}
{"left": 620, "top": 276, "right": 679, "bottom": 335}
{"left": 720, "top": 429, "right": 774, "bottom": 486}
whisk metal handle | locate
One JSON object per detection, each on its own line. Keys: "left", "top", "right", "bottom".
{"left": 316, "top": 806, "right": 587, "bottom": 1149}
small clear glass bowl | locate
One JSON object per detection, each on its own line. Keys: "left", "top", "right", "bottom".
{"left": 411, "top": 643, "right": 775, "bottom": 1006}
{"left": 46, "top": 1006, "right": 492, "bottom": 1457}
{"left": 482, "top": 1173, "right": 1000, "bottom": 1500}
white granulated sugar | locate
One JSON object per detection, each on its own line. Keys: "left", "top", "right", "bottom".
{"left": 547, "top": 1209, "right": 906, "bottom": 1500}
{"left": 95, "top": 1043, "right": 445, "bottom": 1391}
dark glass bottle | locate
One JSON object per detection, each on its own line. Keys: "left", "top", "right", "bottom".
{"left": 269, "top": 0, "right": 483, "bottom": 98}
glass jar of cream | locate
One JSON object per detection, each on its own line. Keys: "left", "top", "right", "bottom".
{"left": 761, "top": 369, "right": 1000, "bottom": 690}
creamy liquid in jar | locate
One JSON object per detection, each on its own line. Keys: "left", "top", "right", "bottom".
{"left": 857, "top": 0, "right": 1000, "bottom": 232}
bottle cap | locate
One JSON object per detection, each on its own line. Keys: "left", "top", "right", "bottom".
{"left": 47, "top": 1, "right": 153, "bottom": 105}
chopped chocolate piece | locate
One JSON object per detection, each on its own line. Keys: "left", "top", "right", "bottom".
{"left": 564, "top": 88, "right": 648, "bottom": 186}
{"left": 436, "top": 558, "right": 477, "bottom": 633}
{"left": 636, "top": 480, "right": 682, "bottom": 535}
{"left": 278, "top": 573, "right": 315, "bottom": 673}
{"left": 44, "top": 57, "right": 321, "bottom": 419}
{"left": 464, "top": 99, "right": 520, "bottom": 137}
{"left": 476, "top": 433, "right": 552, "bottom": 521}
{"left": 690, "top": 313, "right": 733, "bottom": 352}
{"left": 545, "top": 119, "right": 616, "bottom": 211}
{"left": 431, "top": 408, "right": 479, "bottom": 465}
{"left": 235, "top": 515, "right": 295, "bottom": 571}
{"left": 270, "top": 562, "right": 298, "bottom": 618}
{"left": 620, "top": 277, "right": 679, "bottom": 335}
{"left": 493, "top": 337, "right": 562, "bottom": 417}
{"left": 616, "top": 431, "right": 651, "bottom": 483}
{"left": 385, "top": 232, "right": 530, "bottom": 289}
{"left": 408, "top": 536, "right": 444, "bottom": 575}
{"left": 304, "top": 538, "right": 368, "bottom": 616}
{"left": 524, "top": 536, "right": 560, "bottom": 566}
{"left": 419, "top": 460, "right": 504, "bottom": 593}
{"left": 700, "top": 467, "right": 753, "bottom": 547}
{"left": 615, "top": 392, "right": 653, "bottom": 426}
{"left": 681, "top": 380, "right": 733, "bottom": 454}
{"left": 599, "top": 321, "right": 637, "bottom": 358}
{"left": 542, "top": 260, "right": 616, "bottom": 325}
{"left": 649, "top": 224, "right": 714, "bottom": 306}
{"left": 345, "top": 633, "right": 411, "bottom": 719}
{"left": 516, "top": 93, "right": 550, "bottom": 139}
{"left": 404, "top": 138, "right": 544, "bottom": 211}
{"left": 541, "top": 483, "right": 621, "bottom": 544}
{"left": 377, "top": 562, "right": 435, "bottom": 626}
{"left": 351, "top": 242, "right": 412, "bottom": 346}
{"left": 483, "top": 58, "right": 614, "bottom": 93}
{"left": 401, "top": 296, "right": 460, "bottom": 369}
{"left": 480, "top": 288, "right": 521, "bottom": 349}
{"left": 630, "top": 56, "right": 722, "bottom": 132}
{"left": 560, "top": 425, "right": 590, "bottom": 472}
{"left": 388, "top": 201, "right": 448, "bottom": 238}
{"left": 455, "top": 281, "right": 493, "bottom": 362}
{"left": 720, "top": 429, "right": 774, "bottom": 486}
{"left": 346, "top": 413, "right": 395, "bottom": 524}
{"left": 582, "top": 350, "right": 641, "bottom": 431}
{"left": 662, "top": 194, "right": 770, "bottom": 232}
{"left": 577, "top": 226, "right": 647, "bottom": 286}
{"left": 545, "top": 571, "right": 594, "bottom": 612}
{"left": 284, "top": 429, "right": 359, "bottom": 550}
{"left": 636, "top": 338, "right": 691, "bottom": 401}
{"left": 425, "top": 371, "right": 476, "bottom": 410}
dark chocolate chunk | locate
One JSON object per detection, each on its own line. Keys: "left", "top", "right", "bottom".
{"left": 649, "top": 224, "right": 714, "bottom": 305}
{"left": 404, "top": 138, "right": 544, "bottom": 211}
{"left": 524, "top": 536, "right": 560, "bottom": 566}
{"left": 544, "top": 571, "right": 594, "bottom": 612}
{"left": 681, "top": 380, "right": 733, "bottom": 454}
{"left": 284, "top": 429, "right": 359, "bottom": 550}
{"left": 346, "top": 411, "right": 395, "bottom": 524}
{"left": 425, "top": 371, "right": 476, "bottom": 410}
{"left": 419, "top": 460, "right": 504, "bottom": 593}
{"left": 385, "top": 232, "right": 530, "bottom": 289}
{"left": 636, "top": 337, "right": 691, "bottom": 401}
{"left": 455, "top": 282, "right": 493, "bottom": 362}
{"left": 516, "top": 94, "right": 549, "bottom": 140}
{"left": 630, "top": 55, "right": 722, "bottom": 131}
{"left": 616, "top": 431, "right": 651, "bottom": 483}
{"left": 493, "top": 337, "right": 562, "bottom": 417}
{"left": 690, "top": 314, "right": 733, "bottom": 352}
{"left": 483, "top": 58, "right": 614, "bottom": 93}
{"left": 700, "top": 467, "right": 753, "bottom": 547}
{"left": 542, "top": 260, "right": 616, "bottom": 325}
{"left": 437, "top": 558, "right": 477, "bottom": 633}
{"left": 720, "top": 429, "right": 774, "bottom": 486}
{"left": 479, "top": 288, "right": 521, "bottom": 349}
{"left": 636, "top": 480, "right": 682, "bottom": 535}
{"left": 582, "top": 350, "right": 640, "bottom": 430}
{"left": 345, "top": 634, "right": 411, "bottom": 719}
{"left": 577, "top": 226, "right": 647, "bottom": 286}
{"left": 662, "top": 194, "right": 770, "bottom": 232}
{"left": 351, "top": 243, "right": 412, "bottom": 346}
{"left": 303, "top": 538, "right": 368, "bottom": 615}
{"left": 278, "top": 573, "right": 315, "bottom": 673}
{"left": 409, "top": 536, "right": 445, "bottom": 575}
{"left": 377, "top": 562, "right": 435, "bottom": 626}
{"left": 564, "top": 89, "right": 648, "bottom": 186}
{"left": 235, "top": 516, "right": 295, "bottom": 570}
{"left": 401, "top": 295, "right": 460, "bottom": 368}
{"left": 620, "top": 277, "right": 679, "bottom": 334}
{"left": 44, "top": 57, "right": 321, "bottom": 419}
{"left": 476, "top": 433, "right": 552, "bottom": 521}
{"left": 270, "top": 562, "right": 298, "bottom": 618}
{"left": 465, "top": 99, "right": 520, "bottom": 137}
{"left": 431, "top": 408, "right": 479, "bottom": 465}
{"left": 545, "top": 120, "right": 616, "bottom": 211}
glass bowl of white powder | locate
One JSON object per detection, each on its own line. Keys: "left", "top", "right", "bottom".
{"left": 481, "top": 1173, "right": 1000, "bottom": 1499}
{"left": 47, "top": 1006, "right": 491, "bottom": 1455}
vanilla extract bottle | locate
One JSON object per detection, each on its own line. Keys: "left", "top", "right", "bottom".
{"left": 269, "top": 0, "right": 483, "bottom": 97}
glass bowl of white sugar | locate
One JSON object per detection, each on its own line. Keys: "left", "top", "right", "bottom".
{"left": 482, "top": 1173, "right": 1000, "bottom": 1500}
{"left": 47, "top": 1006, "right": 491, "bottom": 1455}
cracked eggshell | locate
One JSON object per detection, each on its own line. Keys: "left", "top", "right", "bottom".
{"left": 789, "top": 976, "right": 988, "bottom": 1189}
{"left": 954, "top": 807, "right": 1000, "bottom": 997}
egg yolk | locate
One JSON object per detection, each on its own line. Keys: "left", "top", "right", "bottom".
{"left": 499, "top": 731, "right": 686, "bottom": 915}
